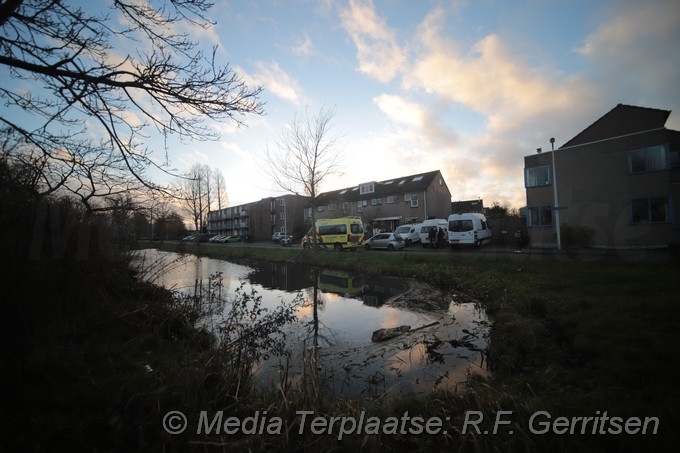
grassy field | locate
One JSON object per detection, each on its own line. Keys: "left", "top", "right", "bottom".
{"left": 145, "top": 242, "right": 680, "bottom": 451}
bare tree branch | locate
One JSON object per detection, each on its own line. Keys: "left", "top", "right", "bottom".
{"left": 0, "top": 0, "right": 263, "bottom": 208}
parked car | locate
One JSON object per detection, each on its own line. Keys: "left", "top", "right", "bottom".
{"left": 364, "top": 233, "right": 405, "bottom": 251}
{"left": 272, "top": 231, "right": 289, "bottom": 242}
{"left": 181, "top": 235, "right": 195, "bottom": 241}
{"left": 218, "top": 235, "right": 242, "bottom": 243}
{"left": 393, "top": 223, "right": 421, "bottom": 245}
{"left": 209, "top": 235, "right": 225, "bottom": 242}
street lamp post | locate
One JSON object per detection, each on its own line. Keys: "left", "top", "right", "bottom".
{"left": 550, "top": 137, "right": 561, "bottom": 251}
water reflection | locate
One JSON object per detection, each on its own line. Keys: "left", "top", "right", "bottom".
{"left": 136, "top": 250, "right": 489, "bottom": 399}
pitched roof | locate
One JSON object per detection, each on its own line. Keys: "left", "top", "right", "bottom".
{"left": 316, "top": 170, "right": 443, "bottom": 203}
{"left": 561, "top": 104, "right": 672, "bottom": 149}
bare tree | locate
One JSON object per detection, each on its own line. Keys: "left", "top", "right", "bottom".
{"left": 0, "top": 0, "right": 263, "bottom": 210}
{"left": 176, "top": 163, "right": 216, "bottom": 233}
{"left": 262, "top": 107, "right": 342, "bottom": 247}
{"left": 212, "top": 169, "right": 228, "bottom": 212}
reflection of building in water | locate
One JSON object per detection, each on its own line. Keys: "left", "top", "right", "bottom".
{"left": 316, "top": 270, "right": 411, "bottom": 307}
{"left": 361, "top": 276, "right": 410, "bottom": 307}
{"left": 247, "top": 262, "right": 313, "bottom": 291}
{"left": 317, "top": 270, "right": 364, "bottom": 298}
{"left": 250, "top": 264, "right": 414, "bottom": 308}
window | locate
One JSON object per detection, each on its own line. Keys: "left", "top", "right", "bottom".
{"left": 628, "top": 145, "right": 668, "bottom": 173}
{"left": 371, "top": 198, "right": 382, "bottom": 206}
{"left": 318, "top": 224, "right": 347, "bottom": 235}
{"left": 631, "top": 197, "right": 670, "bottom": 223}
{"left": 449, "top": 220, "right": 473, "bottom": 232}
{"left": 412, "top": 175, "right": 423, "bottom": 182}
{"left": 404, "top": 193, "right": 411, "bottom": 202}
{"left": 387, "top": 195, "right": 398, "bottom": 204}
{"left": 360, "top": 183, "right": 375, "bottom": 194}
{"left": 328, "top": 203, "right": 337, "bottom": 211}
{"left": 525, "top": 165, "right": 552, "bottom": 187}
{"left": 341, "top": 202, "right": 349, "bottom": 209}
{"left": 527, "top": 206, "right": 553, "bottom": 227}
{"left": 280, "top": 212, "right": 285, "bottom": 220}
{"left": 317, "top": 205, "right": 325, "bottom": 212}
{"left": 410, "top": 194, "right": 419, "bottom": 207}
{"left": 357, "top": 200, "right": 367, "bottom": 212}
{"left": 279, "top": 198, "right": 286, "bottom": 207}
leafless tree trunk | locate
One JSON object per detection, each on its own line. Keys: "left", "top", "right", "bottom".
{"left": 212, "top": 169, "right": 228, "bottom": 212}
{"left": 176, "top": 164, "right": 212, "bottom": 234}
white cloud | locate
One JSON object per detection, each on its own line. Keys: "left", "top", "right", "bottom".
{"left": 236, "top": 61, "right": 303, "bottom": 105}
{"left": 293, "top": 34, "right": 314, "bottom": 56}
{"left": 339, "top": 0, "right": 407, "bottom": 83}
{"left": 373, "top": 94, "right": 457, "bottom": 149}
{"left": 404, "top": 9, "right": 590, "bottom": 135}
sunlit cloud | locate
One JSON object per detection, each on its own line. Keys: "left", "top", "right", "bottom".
{"left": 406, "top": 10, "right": 583, "bottom": 134}
{"left": 236, "top": 61, "right": 303, "bottom": 105}
{"left": 373, "top": 94, "right": 458, "bottom": 149}
{"left": 339, "top": 0, "right": 407, "bottom": 83}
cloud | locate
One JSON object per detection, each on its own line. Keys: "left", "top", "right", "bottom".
{"left": 373, "top": 94, "right": 457, "bottom": 148}
{"left": 236, "top": 61, "right": 303, "bottom": 105}
{"left": 576, "top": 0, "right": 680, "bottom": 127}
{"left": 332, "top": 1, "right": 678, "bottom": 208}
{"left": 293, "top": 34, "right": 314, "bottom": 56}
{"left": 404, "top": 9, "right": 590, "bottom": 135}
{"left": 339, "top": 0, "right": 407, "bottom": 83}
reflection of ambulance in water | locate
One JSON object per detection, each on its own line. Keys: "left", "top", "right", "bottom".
{"left": 301, "top": 217, "right": 365, "bottom": 251}
{"left": 317, "top": 270, "right": 364, "bottom": 298}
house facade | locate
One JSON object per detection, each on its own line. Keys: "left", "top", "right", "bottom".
{"left": 207, "top": 194, "right": 308, "bottom": 241}
{"left": 309, "top": 170, "right": 452, "bottom": 232}
{"left": 524, "top": 104, "right": 680, "bottom": 249}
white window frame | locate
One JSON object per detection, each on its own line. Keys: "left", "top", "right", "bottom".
{"left": 360, "top": 183, "right": 375, "bottom": 194}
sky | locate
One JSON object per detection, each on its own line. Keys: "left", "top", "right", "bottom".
{"left": 7, "top": 0, "right": 680, "bottom": 210}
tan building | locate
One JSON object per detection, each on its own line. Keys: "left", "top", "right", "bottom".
{"left": 524, "top": 104, "right": 680, "bottom": 249}
{"left": 309, "top": 170, "right": 452, "bottom": 232}
{"left": 207, "top": 194, "right": 308, "bottom": 241}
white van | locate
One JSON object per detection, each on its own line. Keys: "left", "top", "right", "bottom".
{"left": 393, "top": 223, "right": 421, "bottom": 246}
{"left": 447, "top": 213, "right": 492, "bottom": 248}
{"left": 419, "top": 218, "right": 448, "bottom": 247}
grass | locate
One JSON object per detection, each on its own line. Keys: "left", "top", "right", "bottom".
{"left": 142, "top": 242, "right": 680, "bottom": 451}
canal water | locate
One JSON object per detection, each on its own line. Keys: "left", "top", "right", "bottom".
{"left": 134, "top": 249, "right": 490, "bottom": 399}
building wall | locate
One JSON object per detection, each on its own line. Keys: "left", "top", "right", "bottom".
{"left": 207, "top": 194, "right": 308, "bottom": 241}
{"left": 525, "top": 129, "right": 678, "bottom": 248}
{"left": 309, "top": 172, "right": 452, "bottom": 232}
